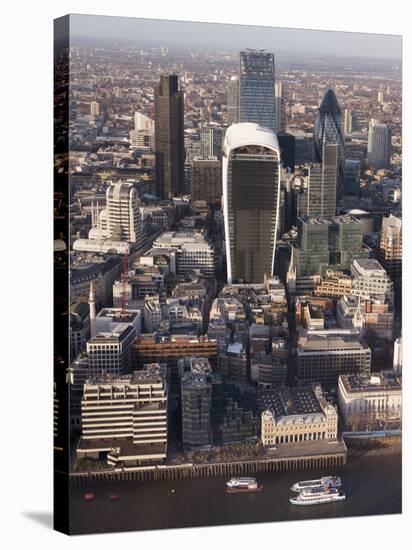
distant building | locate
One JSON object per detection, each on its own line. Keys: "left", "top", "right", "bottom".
{"left": 275, "top": 81, "right": 286, "bottom": 134}
{"left": 200, "top": 127, "right": 223, "bottom": 159}
{"left": 297, "top": 330, "right": 371, "bottom": 387}
{"left": 239, "top": 50, "right": 275, "bottom": 131}
{"left": 223, "top": 123, "right": 281, "bottom": 283}
{"left": 343, "top": 160, "right": 361, "bottom": 196}
{"left": 191, "top": 157, "right": 222, "bottom": 205}
{"left": 154, "top": 75, "right": 185, "bottom": 198}
{"left": 227, "top": 76, "right": 239, "bottom": 125}
{"left": 77, "top": 364, "right": 169, "bottom": 466}
{"left": 378, "top": 215, "right": 402, "bottom": 280}
{"left": 367, "top": 122, "right": 391, "bottom": 169}
{"left": 338, "top": 371, "right": 401, "bottom": 428}
{"left": 313, "top": 89, "right": 345, "bottom": 191}
{"left": 90, "top": 101, "right": 100, "bottom": 117}
{"left": 259, "top": 385, "right": 338, "bottom": 446}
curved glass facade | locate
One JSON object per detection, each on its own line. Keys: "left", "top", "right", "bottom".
{"left": 314, "top": 89, "right": 345, "bottom": 163}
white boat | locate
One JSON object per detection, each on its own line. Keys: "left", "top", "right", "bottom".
{"left": 291, "top": 476, "right": 341, "bottom": 492}
{"left": 290, "top": 487, "right": 346, "bottom": 506}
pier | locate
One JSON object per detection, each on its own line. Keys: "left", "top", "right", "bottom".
{"left": 70, "top": 439, "right": 347, "bottom": 486}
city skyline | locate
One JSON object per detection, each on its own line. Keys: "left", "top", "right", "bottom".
{"left": 68, "top": 14, "right": 402, "bottom": 60}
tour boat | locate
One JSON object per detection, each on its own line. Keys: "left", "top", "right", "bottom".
{"left": 290, "top": 486, "right": 346, "bottom": 506}
{"left": 291, "top": 476, "right": 341, "bottom": 492}
{"left": 226, "top": 477, "right": 263, "bottom": 493}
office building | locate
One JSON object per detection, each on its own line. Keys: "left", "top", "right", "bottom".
{"left": 77, "top": 364, "right": 169, "bottom": 466}
{"left": 90, "top": 101, "right": 100, "bottom": 117}
{"left": 313, "top": 89, "right": 345, "bottom": 192}
{"left": 239, "top": 50, "right": 275, "bottom": 131}
{"left": 343, "top": 160, "right": 361, "bottom": 196}
{"left": 275, "top": 81, "right": 286, "bottom": 134}
{"left": 351, "top": 259, "right": 393, "bottom": 303}
{"left": 181, "top": 357, "right": 213, "bottom": 450}
{"left": 277, "top": 133, "right": 295, "bottom": 172}
{"left": 259, "top": 385, "right": 338, "bottom": 446}
{"left": 367, "top": 122, "right": 392, "bottom": 169}
{"left": 227, "top": 76, "right": 239, "bottom": 125}
{"left": 343, "top": 109, "right": 354, "bottom": 135}
{"left": 393, "top": 337, "right": 402, "bottom": 374}
{"left": 191, "top": 157, "right": 222, "bottom": 204}
{"left": 338, "top": 371, "right": 401, "bottom": 428}
{"left": 378, "top": 215, "right": 402, "bottom": 280}
{"left": 293, "top": 215, "right": 367, "bottom": 277}
{"left": 153, "top": 231, "right": 217, "bottom": 278}
{"left": 154, "top": 74, "right": 185, "bottom": 198}
{"left": 87, "top": 324, "right": 136, "bottom": 376}
{"left": 200, "top": 126, "right": 223, "bottom": 159}
{"left": 217, "top": 341, "right": 248, "bottom": 383}
{"left": 297, "top": 330, "right": 371, "bottom": 387}
{"left": 223, "top": 123, "right": 281, "bottom": 283}
{"left": 103, "top": 181, "right": 145, "bottom": 247}
{"left": 297, "top": 143, "right": 338, "bottom": 218}
{"left": 134, "top": 112, "right": 155, "bottom": 133}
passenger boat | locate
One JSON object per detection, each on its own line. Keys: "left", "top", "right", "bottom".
{"left": 290, "top": 487, "right": 346, "bottom": 506}
{"left": 83, "top": 493, "right": 95, "bottom": 501}
{"left": 226, "top": 477, "right": 263, "bottom": 494}
{"left": 291, "top": 476, "right": 341, "bottom": 492}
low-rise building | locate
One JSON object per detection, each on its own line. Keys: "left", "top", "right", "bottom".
{"left": 338, "top": 371, "right": 402, "bottom": 428}
{"left": 259, "top": 385, "right": 338, "bottom": 446}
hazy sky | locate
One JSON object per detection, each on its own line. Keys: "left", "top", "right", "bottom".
{"left": 68, "top": 14, "right": 402, "bottom": 60}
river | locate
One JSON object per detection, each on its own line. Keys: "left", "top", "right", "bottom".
{"left": 69, "top": 450, "right": 401, "bottom": 534}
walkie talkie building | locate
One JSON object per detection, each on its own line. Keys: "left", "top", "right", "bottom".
{"left": 223, "top": 123, "right": 281, "bottom": 284}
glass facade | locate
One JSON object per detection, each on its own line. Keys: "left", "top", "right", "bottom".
{"left": 239, "top": 50, "right": 275, "bottom": 132}
{"left": 295, "top": 216, "right": 368, "bottom": 276}
{"left": 226, "top": 144, "right": 280, "bottom": 283}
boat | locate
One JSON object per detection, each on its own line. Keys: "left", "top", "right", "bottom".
{"left": 290, "top": 487, "right": 346, "bottom": 506}
{"left": 226, "top": 477, "right": 263, "bottom": 494}
{"left": 109, "top": 494, "right": 119, "bottom": 501}
{"left": 291, "top": 476, "right": 341, "bottom": 492}
{"left": 83, "top": 493, "right": 95, "bottom": 501}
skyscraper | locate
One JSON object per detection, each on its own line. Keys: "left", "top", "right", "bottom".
{"left": 313, "top": 89, "right": 345, "bottom": 191}
{"left": 191, "top": 157, "right": 222, "bottom": 204}
{"left": 297, "top": 143, "right": 338, "bottom": 218}
{"left": 227, "top": 76, "right": 239, "bottom": 125}
{"left": 105, "top": 181, "right": 145, "bottom": 246}
{"left": 367, "top": 122, "right": 392, "bottom": 169}
{"left": 154, "top": 74, "right": 185, "bottom": 198}
{"left": 223, "top": 123, "right": 281, "bottom": 283}
{"left": 275, "top": 81, "right": 286, "bottom": 134}
{"left": 200, "top": 126, "right": 223, "bottom": 159}
{"left": 343, "top": 109, "right": 353, "bottom": 135}
{"left": 239, "top": 50, "right": 275, "bottom": 132}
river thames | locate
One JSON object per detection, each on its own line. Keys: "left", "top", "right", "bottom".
{"left": 69, "top": 450, "right": 401, "bottom": 534}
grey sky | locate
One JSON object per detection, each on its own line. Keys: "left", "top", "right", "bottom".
{"left": 68, "top": 14, "right": 401, "bottom": 60}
